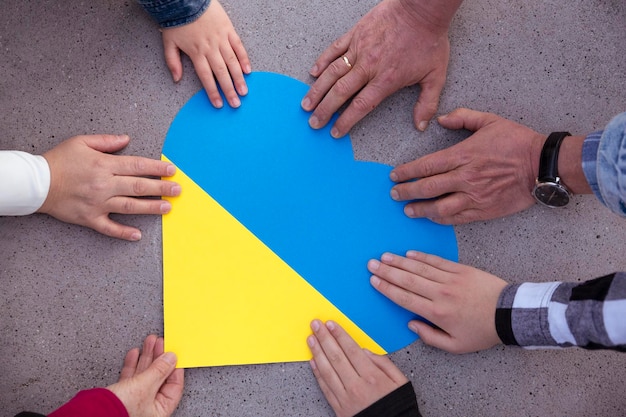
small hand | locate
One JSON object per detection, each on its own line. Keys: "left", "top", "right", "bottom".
{"left": 301, "top": 0, "right": 452, "bottom": 137}
{"left": 38, "top": 134, "right": 181, "bottom": 241}
{"left": 108, "top": 335, "right": 185, "bottom": 417}
{"left": 307, "top": 319, "right": 409, "bottom": 417}
{"left": 368, "top": 251, "right": 507, "bottom": 354}
{"left": 390, "top": 108, "right": 546, "bottom": 224}
{"left": 161, "top": 0, "right": 251, "bottom": 108}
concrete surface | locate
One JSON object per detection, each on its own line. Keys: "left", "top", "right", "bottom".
{"left": 1, "top": 0, "right": 625, "bottom": 415}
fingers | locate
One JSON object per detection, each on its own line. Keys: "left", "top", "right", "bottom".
{"left": 390, "top": 147, "right": 462, "bottom": 185}
{"left": 137, "top": 334, "right": 158, "bottom": 374}
{"left": 308, "top": 319, "right": 360, "bottom": 386}
{"left": 111, "top": 155, "right": 177, "bottom": 178}
{"left": 302, "top": 53, "right": 355, "bottom": 114}
{"left": 401, "top": 193, "right": 473, "bottom": 222}
{"left": 305, "top": 59, "right": 369, "bottom": 137}
{"left": 191, "top": 55, "right": 223, "bottom": 108}
{"left": 118, "top": 347, "right": 140, "bottom": 381}
{"left": 308, "top": 32, "right": 352, "bottom": 77}
{"left": 437, "top": 108, "right": 500, "bottom": 132}
{"left": 328, "top": 78, "right": 394, "bottom": 138}
{"left": 307, "top": 322, "right": 348, "bottom": 404}
{"left": 112, "top": 176, "right": 181, "bottom": 199}
{"left": 228, "top": 31, "right": 251, "bottom": 92}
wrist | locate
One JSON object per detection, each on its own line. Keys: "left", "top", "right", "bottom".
{"left": 557, "top": 134, "right": 592, "bottom": 194}
{"left": 397, "top": 0, "right": 463, "bottom": 32}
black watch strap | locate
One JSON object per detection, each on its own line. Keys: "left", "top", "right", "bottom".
{"left": 538, "top": 131, "right": 571, "bottom": 182}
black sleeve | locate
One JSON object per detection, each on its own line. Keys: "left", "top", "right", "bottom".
{"left": 14, "top": 413, "right": 46, "bottom": 417}
{"left": 354, "top": 381, "right": 421, "bottom": 417}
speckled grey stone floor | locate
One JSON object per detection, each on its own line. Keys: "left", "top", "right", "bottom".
{"left": 1, "top": 0, "right": 625, "bottom": 416}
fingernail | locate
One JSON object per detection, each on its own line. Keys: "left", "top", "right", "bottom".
{"left": 240, "top": 84, "right": 248, "bottom": 95}
{"left": 309, "top": 358, "right": 317, "bottom": 370}
{"left": 418, "top": 121, "right": 428, "bottom": 131}
{"left": 310, "top": 64, "right": 318, "bottom": 75}
{"left": 162, "top": 352, "right": 177, "bottom": 365}
{"left": 245, "top": 64, "right": 252, "bottom": 74}
{"left": 381, "top": 253, "right": 393, "bottom": 262}
{"left": 406, "top": 250, "right": 418, "bottom": 258}
{"left": 160, "top": 202, "right": 172, "bottom": 213}
{"left": 130, "top": 232, "right": 142, "bottom": 241}
{"left": 330, "top": 127, "right": 341, "bottom": 138}
{"left": 231, "top": 97, "right": 241, "bottom": 108}
{"left": 166, "top": 164, "right": 176, "bottom": 177}
{"left": 368, "top": 259, "right": 380, "bottom": 271}
{"left": 408, "top": 322, "right": 419, "bottom": 334}
{"left": 307, "top": 335, "right": 316, "bottom": 347}
{"left": 171, "top": 185, "right": 182, "bottom": 196}
{"left": 437, "top": 114, "right": 448, "bottom": 122}
{"left": 326, "top": 320, "right": 336, "bottom": 331}
{"left": 311, "top": 319, "right": 321, "bottom": 332}
{"left": 215, "top": 99, "right": 223, "bottom": 109}
{"left": 301, "top": 97, "right": 311, "bottom": 110}
{"left": 370, "top": 275, "right": 381, "bottom": 287}
{"left": 309, "top": 115, "right": 320, "bottom": 129}
{"left": 390, "top": 189, "right": 399, "bottom": 200}
{"left": 404, "top": 206, "right": 415, "bottom": 217}
{"left": 390, "top": 171, "right": 398, "bottom": 182}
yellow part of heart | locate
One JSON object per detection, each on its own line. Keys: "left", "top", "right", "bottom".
{"left": 162, "top": 156, "right": 384, "bottom": 368}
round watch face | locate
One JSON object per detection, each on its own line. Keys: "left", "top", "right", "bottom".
{"left": 533, "top": 182, "right": 570, "bottom": 207}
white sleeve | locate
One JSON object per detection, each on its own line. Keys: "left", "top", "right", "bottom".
{"left": 0, "top": 150, "right": 51, "bottom": 215}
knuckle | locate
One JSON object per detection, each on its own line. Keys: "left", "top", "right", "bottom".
{"left": 132, "top": 180, "right": 148, "bottom": 196}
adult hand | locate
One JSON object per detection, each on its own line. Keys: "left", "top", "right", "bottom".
{"left": 38, "top": 134, "right": 181, "bottom": 241}
{"left": 307, "top": 319, "right": 409, "bottom": 417}
{"left": 108, "top": 335, "right": 185, "bottom": 417}
{"left": 161, "top": 0, "right": 251, "bottom": 108}
{"left": 390, "top": 108, "right": 547, "bottom": 224}
{"left": 302, "top": 0, "right": 461, "bottom": 138}
{"left": 368, "top": 251, "right": 508, "bottom": 354}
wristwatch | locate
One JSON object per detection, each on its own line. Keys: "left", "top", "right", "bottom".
{"left": 532, "top": 131, "right": 572, "bottom": 208}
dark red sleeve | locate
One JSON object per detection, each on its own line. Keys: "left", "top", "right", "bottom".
{"left": 48, "top": 388, "right": 129, "bottom": 417}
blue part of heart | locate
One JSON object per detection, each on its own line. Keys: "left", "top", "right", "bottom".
{"left": 163, "top": 72, "right": 458, "bottom": 352}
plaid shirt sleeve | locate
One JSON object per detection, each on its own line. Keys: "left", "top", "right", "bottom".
{"left": 495, "top": 272, "right": 626, "bottom": 351}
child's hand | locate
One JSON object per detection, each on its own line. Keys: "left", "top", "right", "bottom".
{"left": 161, "top": 0, "right": 251, "bottom": 108}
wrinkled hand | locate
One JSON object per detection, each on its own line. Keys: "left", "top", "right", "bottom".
{"left": 307, "top": 319, "right": 408, "bottom": 417}
{"left": 108, "top": 335, "right": 185, "bottom": 417}
{"left": 302, "top": 0, "right": 454, "bottom": 138}
{"left": 38, "top": 134, "right": 180, "bottom": 241}
{"left": 161, "top": 0, "right": 251, "bottom": 108}
{"left": 390, "top": 108, "right": 546, "bottom": 224}
{"left": 368, "top": 251, "right": 508, "bottom": 354}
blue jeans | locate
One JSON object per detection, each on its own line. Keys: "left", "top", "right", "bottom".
{"left": 136, "top": 0, "right": 210, "bottom": 27}
{"left": 582, "top": 111, "right": 626, "bottom": 217}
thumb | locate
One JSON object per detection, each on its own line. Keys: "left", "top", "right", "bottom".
{"left": 409, "top": 320, "right": 461, "bottom": 354}
{"left": 136, "top": 352, "right": 178, "bottom": 393}
{"left": 413, "top": 79, "right": 444, "bottom": 131}
{"left": 82, "top": 134, "right": 130, "bottom": 154}
{"left": 163, "top": 37, "right": 183, "bottom": 83}
{"left": 437, "top": 108, "right": 500, "bottom": 132}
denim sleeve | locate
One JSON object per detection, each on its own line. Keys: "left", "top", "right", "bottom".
{"left": 581, "top": 111, "right": 626, "bottom": 217}
{"left": 136, "top": 0, "right": 211, "bottom": 28}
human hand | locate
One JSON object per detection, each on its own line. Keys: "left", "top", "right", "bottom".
{"left": 390, "top": 108, "right": 547, "bottom": 224}
{"left": 301, "top": 0, "right": 459, "bottom": 138}
{"left": 368, "top": 251, "right": 508, "bottom": 354}
{"left": 161, "top": 0, "right": 251, "bottom": 108}
{"left": 107, "top": 335, "right": 185, "bottom": 417}
{"left": 307, "top": 319, "right": 409, "bottom": 417}
{"left": 38, "top": 134, "right": 180, "bottom": 241}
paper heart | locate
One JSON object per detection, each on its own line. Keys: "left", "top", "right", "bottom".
{"left": 162, "top": 72, "right": 457, "bottom": 368}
